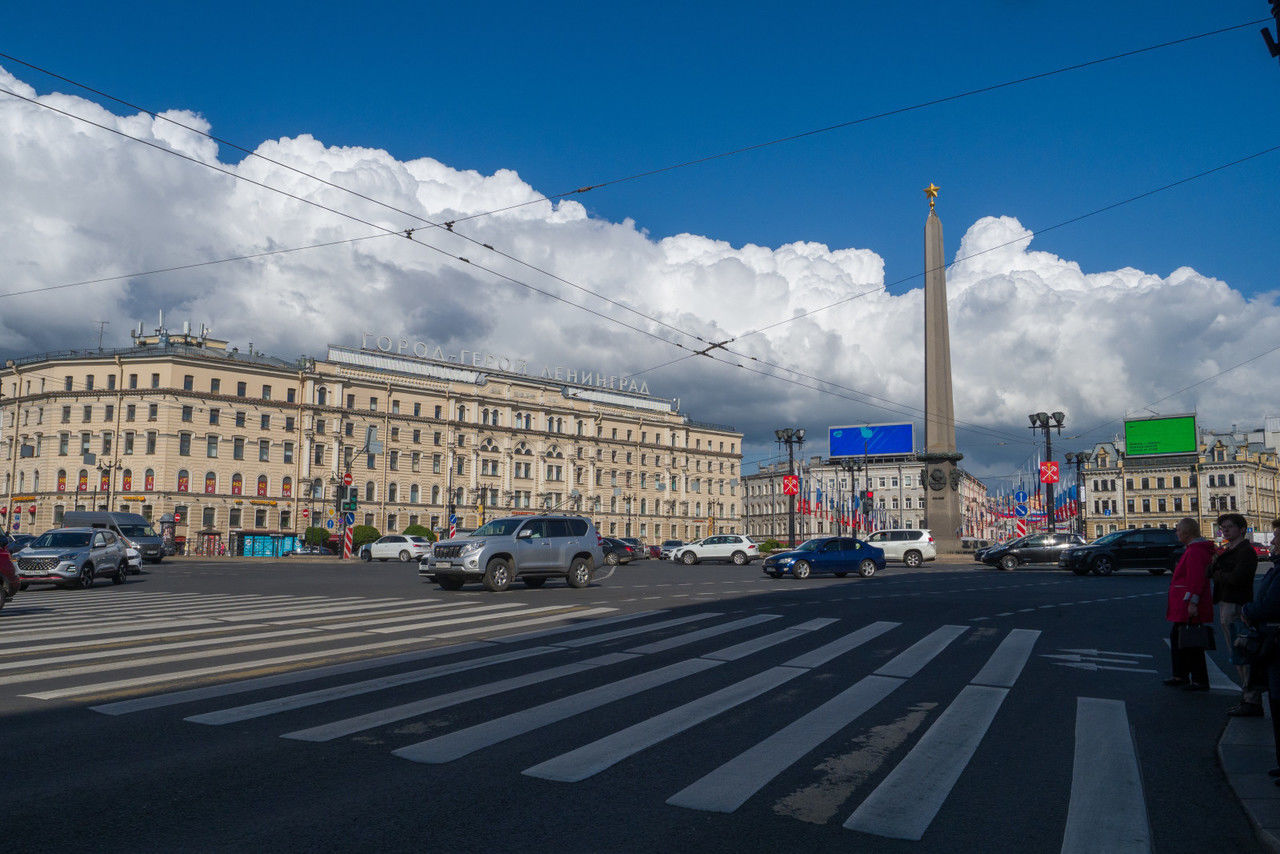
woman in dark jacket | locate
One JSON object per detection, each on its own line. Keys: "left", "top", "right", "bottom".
{"left": 1241, "top": 519, "right": 1280, "bottom": 781}
{"left": 1166, "top": 517, "right": 1215, "bottom": 689}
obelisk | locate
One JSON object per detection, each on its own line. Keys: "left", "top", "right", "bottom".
{"left": 919, "top": 183, "right": 964, "bottom": 554}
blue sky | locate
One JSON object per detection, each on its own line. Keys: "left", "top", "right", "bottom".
{"left": 2, "top": 1, "right": 1279, "bottom": 478}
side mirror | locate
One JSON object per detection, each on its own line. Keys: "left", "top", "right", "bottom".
{"left": 517, "top": 528, "right": 533, "bottom": 539}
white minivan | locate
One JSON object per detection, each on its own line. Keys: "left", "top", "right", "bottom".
{"left": 865, "top": 529, "right": 936, "bottom": 567}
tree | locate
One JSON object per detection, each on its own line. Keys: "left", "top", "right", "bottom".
{"left": 351, "top": 525, "right": 381, "bottom": 548}
{"left": 303, "top": 526, "right": 330, "bottom": 546}
{"left": 403, "top": 524, "right": 435, "bottom": 541}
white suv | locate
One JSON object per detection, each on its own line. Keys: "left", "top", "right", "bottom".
{"left": 360, "top": 535, "right": 432, "bottom": 562}
{"left": 865, "top": 529, "right": 936, "bottom": 567}
{"left": 672, "top": 535, "right": 759, "bottom": 565}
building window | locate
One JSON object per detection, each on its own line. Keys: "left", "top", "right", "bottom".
{"left": 233, "top": 437, "right": 245, "bottom": 460}
{"left": 104, "top": 404, "right": 114, "bottom": 422}
{"left": 283, "top": 442, "right": 294, "bottom": 464}
{"left": 286, "top": 388, "right": 295, "bottom": 403}
{"left": 210, "top": 378, "right": 220, "bottom": 393}
{"left": 146, "top": 432, "right": 157, "bottom": 454}
{"left": 85, "top": 375, "right": 94, "bottom": 391}
{"left": 262, "top": 385, "right": 272, "bottom": 400}
{"left": 178, "top": 433, "right": 191, "bottom": 456}
{"left": 61, "top": 406, "right": 71, "bottom": 424}
{"left": 229, "top": 507, "right": 241, "bottom": 528}
{"left": 235, "top": 411, "right": 246, "bottom": 428}
{"left": 231, "top": 473, "right": 243, "bottom": 495}
{"left": 261, "top": 414, "right": 270, "bottom": 430}
{"left": 183, "top": 375, "right": 194, "bottom": 391}
{"left": 82, "top": 405, "right": 92, "bottom": 422}
{"left": 389, "top": 450, "right": 398, "bottom": 470}
{"left": 148, "top": 404, "right": 158, "bottom": 420}
{"left": 314, "top": 444, "right": 324, "bottom": 465}
{"left": 285, "top": 416, "right": 294, "bottom": 432}
{"left": 182, "top": 406, "right": 193, "bottom": 422}
{"left": 209, "top": 408, "right": 220, "bottom": 425}
{"left": 255, "top": 509, "right": 267, "bottom": 528}
{"left": 259, "top": 439, "right": 270, "bottom": 462}
{"left": 177, "top": 469, "right": 189, "bottom": 492}
{"left": 236, "top": 382, "right": 246, "bottom": 397}
{"left": 151, "top": 373, "right": 160, "bottom": 389}
{"left": 207, "top": 435, "right": 218, "bottom": 457}
{"left": 365, "top": 481, "right": 375, "bottom": 502}
{"left": 128, "top": 373, "right": 138, "bottom": 389}
{"left": 202, "top": 506, "right": 215, "bottom": 528}
{"left": 257, "top": 475, "right": 268, "bottom": 497}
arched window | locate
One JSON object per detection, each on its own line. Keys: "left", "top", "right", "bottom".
{"left": 365, "top": 480, "right": 375, "bottom": 502}
{"left": 231, "top": 473, "right": 243, "bottom": 495}
{"left": 204, "top": 471, "right": 217, "bottom": 494}
{"left": 409, "top": 484, "right": 419, "bottom": 503}
{"left": 57, "top": 468, "right": 67, "bottom": 492}
{"left": 388, "top": 482, "right": 398, "bottom": 502}
{"left": 256, "top": 475, "right": 268, "bottom": 497}
{"left": 481, "top": 408, "right": 490, "bottom": 425}
{"left": 312, "top": 478, "right": 323, "bottom": 500}
{"left": 480, "top": 438, "right": 498, "bottom": 452}
{"left": 431, "top": 484, "right": 440, "bottom": 504}
{"left": 514, "top": 442, "right": 531, "bottom": 456}
{"left": 177, "top": 469, "right": 190, "bottom": 492}
{"left": 695, "top": 501, "right": 702, "bottom": 516}
{"left": 457, "top": 405, "right": 466, "bottom": 422}
{"left": 17, "top": 471, "right": 24, "bottom": 492}
{"left": 282, "top": 476, "right": 292, "bottom": 498}
{"left": 491, "top": 410, "right": 500, "bottom": 427}
{"left": 317, "top": 387, "right": 327, "bottom": 405}
{"left": 144, "top": 468, "right": 155, "bottom": 491}
{"left": 32, "top": 470, "right": 39, "bottom": 492}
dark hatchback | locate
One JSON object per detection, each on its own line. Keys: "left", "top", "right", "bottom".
{"left": 602, "top": 538, "right": 637, "bottom": 566}
{"left": 763, "top": 537, "right": 886, "bottom": 579}
{"left": 1058, "top": 528, "right": 1185, "bottom": 576}
{"left": 982, "top": 532, "right": 1085, "bottom": 570}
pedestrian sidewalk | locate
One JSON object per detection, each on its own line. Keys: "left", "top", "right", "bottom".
{"left": 1220, "top": 715, "right": 1280, "bottom": 853}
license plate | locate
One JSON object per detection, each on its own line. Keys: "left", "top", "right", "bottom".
{"left": 435, "top": 562, "right": 452, "bottom": 568}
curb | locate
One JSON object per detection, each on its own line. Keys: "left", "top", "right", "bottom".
{"left": 1219, "top": 715, "right": 1280, "bottom": 854}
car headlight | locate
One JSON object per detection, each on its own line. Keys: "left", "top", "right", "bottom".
{"left": 460, "top": 540, "right": 484, "bottom": 555}
{"left": 58, "top": 552, "right": 78, "bottom": 561}
{"left": 775, "top": 556, "right": 794, "bottom": 565}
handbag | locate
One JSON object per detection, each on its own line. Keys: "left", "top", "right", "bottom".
{"left": 1177, "top": 623, "right": 1217, "bottom": 650}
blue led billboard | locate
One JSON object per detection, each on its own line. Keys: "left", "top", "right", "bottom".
{"left": 829, "top": 423, "right": 915, "bottom": 457}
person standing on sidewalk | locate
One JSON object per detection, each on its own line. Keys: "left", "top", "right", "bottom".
{"left": 1241, "top": 518, "right": 1280, "bottom": 780}
{"left": 1211, "top": 512, "right": 1261, "bottom": 715}
{"left": 1165, "top": 517, "right": 1214, "bottom": 689}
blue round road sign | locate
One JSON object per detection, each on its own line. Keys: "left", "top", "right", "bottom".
{"left": 326, "top": 519, "right": 335, "bottom": 529}
{"left": 1014, "top": 490, "right": 1028, "bottom": 504}
{"left": 1014, "top": 504, "right": 1029, "bottom": 518}
{"left": 1103, "top": 508, "right": 1111, "bottom": 517}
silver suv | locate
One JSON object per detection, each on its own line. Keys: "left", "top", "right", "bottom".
{"left": 864, "top": 529, "right": 937, "bottom": 567}
{"left": 15, "top": 527, "right": 129, "bottom": 589}
{"left": 425, "top": 515, "right": 605, "bottom": 592}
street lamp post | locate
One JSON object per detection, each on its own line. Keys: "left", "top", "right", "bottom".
{"left": 775, "top": 427, "right": 806, "bottom": 546}
{"left": 1064, "top": 451, "right": 1092, "bottom": 537}
{"left": 1028, "top": 411, "right": 1066, "bottom": 532}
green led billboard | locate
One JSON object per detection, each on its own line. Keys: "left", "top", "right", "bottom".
{"left": 1124, "top": 415, "right": 1198, "bottom": 457}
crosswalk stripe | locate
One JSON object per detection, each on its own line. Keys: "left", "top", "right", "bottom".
{"left": 0, "top": 617, "right": 227, "bottom": 645}
{"left": 0, "top": 624, "right": 271, "bottom": 657}
{"left": 843, "top": 685, "right": 1008, "bottom": 839}
{"left": 270, "top": 601, "right": 521, "bottom": 628}
{"left": 1061, "top": 698, "right": 1151, "bottom": 854}
{"left": 25, "top": 637, "right": 459, "bottom": 700}
{"left": 391, "top": 657, "right": 724, "bottom": 764}
{"left": 365, "top": 605, "right": 571, "bottom": 634}
{"left": 0, "top": 630, "right": 371, "bottom": 687}
{"left": 493, "top": 611, "right": 665, "bottom": 644}
{"left": 522, "top": 665, "right": 808, "bottom": 783}
{"left": 845, "top": 628, "right": 1037, "bottom": 839}
{"left": 219, "top": 599, "right": 433, "bottom": 622}
{"left": 782, "top": 621, "right": 900, "bottom": 669}
{"left": 702, "top": 618, "right": 839, "bottom": 662}
{"left": 426, "top": 608, "right": 618, "bottom": 639}
{"left": 625, "top": 614, "right": 783, "bottom": 654}
{"left": 187, "top": 645, "right": 560, "bottom": 725}
{"left": 284, "top": 652, "right": 638, "bottom": 743}
{"left": 872, "top": 625, "right": 969, "bottom": 678}
{"left": 91, "top": 641, "right": 494, "bottom": 715}
{"left": 0, "top": 627, "right": 319, "bottom": 672}
{"left": 551, "top": 613, "right": 724, "bottom": 648}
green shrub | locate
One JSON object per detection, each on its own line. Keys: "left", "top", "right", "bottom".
{"left": 303, "top": 526, "right": 331, "bottom": 546}
{"left": 351, "top": 525, "right": 381, "bottom": 548}
{"left": 403, "top": 524, "right": 435, "bottom": 541}
{"left": 760, "top": 538, "right": 782, "bottom": 553}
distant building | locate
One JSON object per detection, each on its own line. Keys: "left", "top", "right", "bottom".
{"left": 0, "top": 319, "right": 742, "bottom": 554}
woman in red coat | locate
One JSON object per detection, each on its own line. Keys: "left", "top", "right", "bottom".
{"left": 1166, "top": 517, "right": 1216, "bottom": 689}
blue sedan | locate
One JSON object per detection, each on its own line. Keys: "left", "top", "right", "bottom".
{"left": 763, "top": 537, "right": 886, "bottom": 579}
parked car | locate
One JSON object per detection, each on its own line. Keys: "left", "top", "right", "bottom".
{"left": 763, "top": 537, "right": 885, "bottom": 579}
{"left": 124, "top": 546, "right": 143, "bottom": 573}
{"left": 0, "top": 547, "right": 17, "bottom": 610}
{"left": 291, "top": 544, "right": 335, "bottom": 556}
{"left": 424, "top": 514, "right": 604, "bottom": 591}
{"left": 658, "top": 540, "right": 684, "bottom": 560}
{"left": 647, "top": 544, "right": 662, "bottom": 559}
{"left": 62, "top": 510, "right": 165, "bottom": 566}
{"left": 982, "top": 532, "right": 1085, "bottom": 570}
{"left": 360, "top": 534, "right": 432, "bottom": 562}
{"left": 671, "top": 534, "right": 759, "bottom": 565}
{"left": 14, "top": 527, "right": 129, "bottom": 589}
{"left": 864, "top": 529, "right": 937, "bottom": 567}
{"left": 619, "top": 537, "right": 646, "bottom": 559}
{"left": 1253, "top": 542, "right": 1272, "bottom": 561}
{"left": 602, "top": 538, "right": 636, "bottom": 565}
{"left": 1058, "top": 528, "right": 1185, "bottom": 576}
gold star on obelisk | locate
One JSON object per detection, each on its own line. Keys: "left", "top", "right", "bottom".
{"left": 924, "top": 183, "right": 940, "bottom": 210}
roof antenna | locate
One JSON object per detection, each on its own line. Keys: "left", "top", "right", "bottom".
{"left": 93, "top": 320, "right": 109, "bottom": 351}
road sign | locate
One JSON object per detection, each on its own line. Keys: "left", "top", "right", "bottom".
{"left": 302, "top": 509, "right": 310, "bottom": 518}
{"left": 1014, "top": 490, "right": 1028, "bottom": 504}
{"left": 342, "top": 472, "right": 353, "bottom": 486}
{"left": 342, "top": 527, "right": 353, "bottom": 559}
{"left": 174, "top": 512, "right": 182, "bottom": 523}
{"left": 1039, "top": 462, "right": 1060, "bottom": 484}
{"left": 12, "top": 521, "right": 18, "bottom": 531}
{"left": 782, "top": 475, "right": 800, "bottom": 496}
{"left": 1103, "top": 508, "right": 1112, "bottom": 516}
{"left": 326, "top": 519, "right": 335, "bottom": 529}
{"left": 344, "top": 512, "right": 355, "bottom": 525}
{"left": 1014, "top": 504, "right": 1029, "bottom": 518}
{"left": 327, "top": 508, "right": 335, "bottom": 518}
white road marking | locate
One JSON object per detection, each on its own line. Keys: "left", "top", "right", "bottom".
{"left": 366, "top": 606, "right": 569, "bottom": 634}
{"left": 493, "top": 611, "right": 663, "bottom": 644}
{"left": 872, "top": 626, "right": 968, "bottom": 678}
{"left": 0, "top": 627, "right": 317, "bottom": 672}
{"left": 625, "top": 614, "right": 783, "bottom": 654}
{"left": 552, "top": 613, "right": 723, "bottom": 648}
{"left": 1060, "top": 698, "right": 1151, "bottom": 854}
{"left": 702, "top": 619, "right": 840, "bottom": 662}
{"left": 428, "top": 608, "right": 617, "bottom": 638}
{"left": 783, "top": 622, "right": 900, "bottom": 669}
{"left": 523, "top": 666, "right": 808, "bottom": 782}
{"left": 971, "top": 629, "right": 1041, "bottom": 688}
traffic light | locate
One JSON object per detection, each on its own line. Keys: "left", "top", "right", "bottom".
{"left": 342, "top": 486, "right": 359, "bottom": 512}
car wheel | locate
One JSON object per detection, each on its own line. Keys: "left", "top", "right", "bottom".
{"left": 681, "top": 551, "right": 697, "bottom": 565}
{"left": 1147, "top": 567, "right": 1168, "bottom": 575}
{"left": 792, "top": 561, "right": 811, "bottom": 580}
{"left": 79, "top": 565, "right": 95, "bottom": 589}
{"left": 399, "top": 550, "right": 411, "bottom": 562}
{"left": 437, "top": 576, "right": 464, "bottom": 591}
{"left": 858, "top": 559, "right": 878, "bottom": 578}
{"left": 565, "top": 557, "right": 593, "bottom": 589}
{"left": 1092, "top": 555, "right": 1115, "bottom": 576}
{"left": 999, "top": 554, "right": 1018, "bottom": 571}
{"left": 112, "top": 562, "right": 127, "bottom": 585}
{"left": 523, "top": 576, "right": 547, "bottom": 589}
{"left": 360, "top": 550, "right": 371, "bottom": 562}
{"left": 482, "top": 558, "right": 512, "bottom": 592}
{"left": 903, "top": 550, "right": 923, "bottom": 568}
{"left": 731, "top": 551, "right": 747, "bottom": 565}
{"left": 606, "top": 552, "right": 619, "bottom": 566}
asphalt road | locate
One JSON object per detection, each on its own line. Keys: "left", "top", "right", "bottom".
{"left": 1, "top": 556, "right": 1263, "bottom": 853}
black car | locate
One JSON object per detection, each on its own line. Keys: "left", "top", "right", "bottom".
{"left": 602, "top": 538, "right": 635, "bottom": 566}
{"left": 618, "top": 537, "right": 646, "bottom": 559}
{"left": 1058, "top": 528, "right": 1185, "bottom": 576}
{"left": 982, "top": 532, "right": 1084, "bottom": 570}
